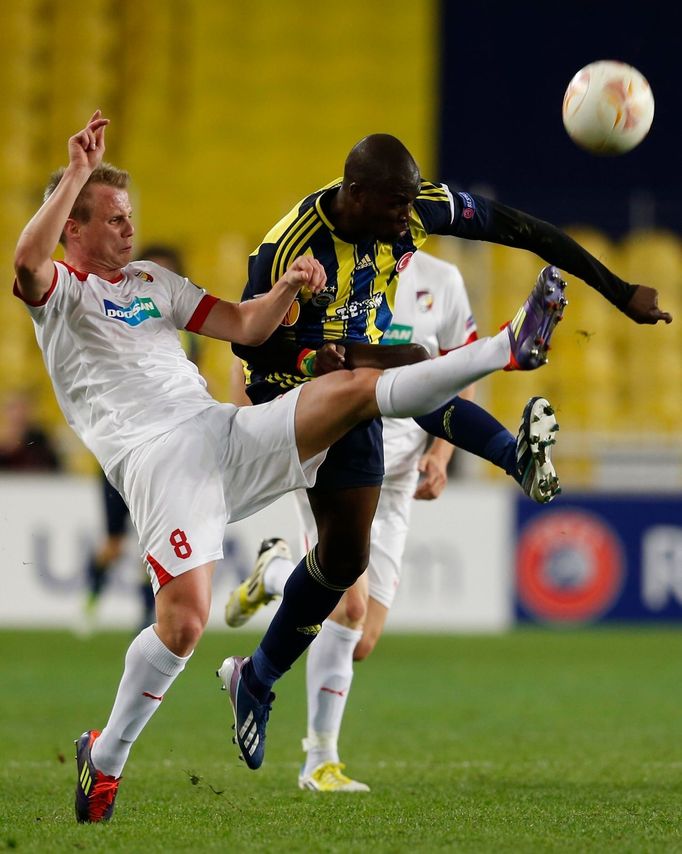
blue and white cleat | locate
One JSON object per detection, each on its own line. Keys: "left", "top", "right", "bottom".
{"left": 506, "top": 266, "right": 568, "bottom": 370}
{"left": 216, "top": 656, "right": 274, "bottom": 770}
{"left": 516, "top": 396, "right": 561, "bottom": 503}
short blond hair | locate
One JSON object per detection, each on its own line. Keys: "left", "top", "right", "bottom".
{"left": 44, "top": 163, "right": 130, "bottom": 244}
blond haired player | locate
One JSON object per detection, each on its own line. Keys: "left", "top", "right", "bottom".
{"left": 14, "top": 112, "right": 566, "bottom": 822}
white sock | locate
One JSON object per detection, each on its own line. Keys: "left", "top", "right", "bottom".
{"left": 91, "top": 626, "right": 191, "bottom": 777}
{"left": 263, "top": 556, "right": 295, "bottom": 597}
{"left": 375, "top": 331, "right": 510, "bottom": 418}
{"left": 302, "top": 619, "right": 362, "bottom": 775}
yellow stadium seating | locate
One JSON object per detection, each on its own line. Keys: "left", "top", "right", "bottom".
{"left": 1, "top": 0, "right": 678, "bottom": 488}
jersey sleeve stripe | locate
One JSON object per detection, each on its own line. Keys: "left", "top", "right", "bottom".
{"left": 279, "top": 220, "right": 324, "bottom": 277}
{"left": 439, "top": 182, "right": 455, "bottom": 223}
{"left": 416, "top": 183, "right": 446, "bottom": 196}
{"left": 12, "top": 262, "right": 59, "bottom": 306}
{"left": 185, "top": 294, "right": 219, "bottom": 332}
{"left": 415, "top": 182, "right": 454, "bottom": 226}
{"left": 272, "top": 207, "right": 317, "bottom": 284}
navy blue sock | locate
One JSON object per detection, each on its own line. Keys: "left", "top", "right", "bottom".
{"left": 86, "top": 555, "right": 109, "bottom": 598}
{"left": 243, "top": 548, "right": 347, "bottom": 702}
{"left": 414, "top": 396, "right": 519, "bottom": 482}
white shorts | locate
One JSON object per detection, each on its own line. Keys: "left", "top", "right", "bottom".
{"left": 108, "top": 388, "right": 326, "bottom": 593}
{"left": 293, "top": 468, "right": 418, "bottom": 609}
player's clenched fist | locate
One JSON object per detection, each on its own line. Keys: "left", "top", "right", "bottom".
{"left": 283, "top": 256, "right": 327, "bottom": 294}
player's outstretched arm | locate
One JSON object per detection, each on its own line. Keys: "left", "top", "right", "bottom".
{"left": 340, "top": 341, "right": 430, "bottom": 371}
{"left": 449, "top": 194, "right": 672, "bottom": 325}
{"left": 622, "top": 284, "right": 672, "bottom": 325}
{"left": 298, "top": 341, "right": 431, "bottom": 378}
{"left": 196, "top": 256, "right": 326, "bottom": 345}
{"left": 14, "top": 111, "right": 109, "bottom": 303}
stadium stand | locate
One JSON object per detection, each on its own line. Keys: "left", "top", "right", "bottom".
{"left": 1, "top": 0, "right": 679, "bottom": 487}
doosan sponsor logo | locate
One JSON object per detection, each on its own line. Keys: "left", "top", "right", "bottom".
{"left": 103, "top": 297, "right": 161, "bottom": 326}
{"left": 383, "top": 324, "right": 413, "bottom": 344}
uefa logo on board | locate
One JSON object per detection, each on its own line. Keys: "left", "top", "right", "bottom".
{"left": 516, "top": 510, "right": 625, "bottom": 623}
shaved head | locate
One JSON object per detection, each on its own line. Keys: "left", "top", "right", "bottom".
{"left": 328, "top": 134, "right": 422, "bottom": 242}
{"left": 344, "top": 134, "right": 420, "bottom": 191}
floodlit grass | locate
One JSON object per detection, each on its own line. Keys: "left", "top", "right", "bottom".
{"left": 1, "top": 628, "right": 682, "bottom": 852}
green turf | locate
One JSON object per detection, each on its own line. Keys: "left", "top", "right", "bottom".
{"left": 1, "top": 627, "right": 682, "bottom": 852}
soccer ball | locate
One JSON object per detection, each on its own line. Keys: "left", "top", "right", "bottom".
{"left": 562, "top": 60, "right": 654, "bottom": 155}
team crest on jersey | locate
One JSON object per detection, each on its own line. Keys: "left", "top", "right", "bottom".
{"left": 281, "top": 300, "right": 301, "bottom": 327}
{"left": 396, "top": 252, "right": 413, "bottom": 273}
{"left": 134, "top": 270, "right": 154, "bottom": 282}
{"left": 416, "top": 289, "right": 434, "bottom": 313}
{"left": 312, "top": 286, "right": 336, "bottom": 308}
{"left": 103, "top": 296, "right": 161, "bottom": 326}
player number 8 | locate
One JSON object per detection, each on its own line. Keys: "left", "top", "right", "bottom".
{"left": 170, "top": 528, "right": 192, "bottom": 559}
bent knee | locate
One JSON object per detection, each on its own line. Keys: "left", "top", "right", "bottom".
{"left": 343, "top": 596, "right": 367, "bottom": 625}
{"left": 157, "top": 609, "right": 206, "bottom": 656}
{"left": 340, "top": 368, "right": 382, "bottom": 419}
{"left": 353, "top": 633, "right": 378, "bottom": 661}
{"left": 319, "top": 547, "right": 370, "bottom": 587}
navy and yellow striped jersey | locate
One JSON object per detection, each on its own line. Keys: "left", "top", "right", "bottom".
{"left": 237, "top": 178, "right": 457, "bottom": 398}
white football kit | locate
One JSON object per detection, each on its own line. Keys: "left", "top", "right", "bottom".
{"left": 17, "top": 260, "right": 325, "bottom": 592}
{"left": 294, "top": 251, "right": 477, "bottom": 607}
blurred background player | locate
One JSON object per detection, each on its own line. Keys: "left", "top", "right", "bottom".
{"left": 83, "top": 243, "right": 202, "bottom": 633}
{"left": 227, "top": 251, "right": 514, "bottom": 790}
{"left": 0, "top": 387, "right": 62, "bottom": 472}
{"left": 297, "top": 250, "right": 477, "bottom": 791}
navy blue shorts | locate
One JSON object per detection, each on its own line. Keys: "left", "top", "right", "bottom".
{"left": 101, "top": 471, "right": 130, "bottom": 536}
{"left": 313, "top": 417, "right": 384, "bottom": 490}
{"left": 248, "top": 384, "right": 384, "bottom": 490}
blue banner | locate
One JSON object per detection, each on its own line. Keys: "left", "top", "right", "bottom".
{"left": 515, "top": 495, "right": 682, "bottom": 623}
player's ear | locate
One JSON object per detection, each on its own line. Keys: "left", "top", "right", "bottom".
{"left": 347, "top": 182, "right": 367, "bottom": 207}
{"left": 348, "top": 182, "right": 363, "bottom": 199}
{"left": 64, "top": 218, "right": 80, "bottom": 242}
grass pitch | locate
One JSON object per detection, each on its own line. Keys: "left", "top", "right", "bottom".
{"left": 1, "top": 627, "right": 682, "bottom": 852}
